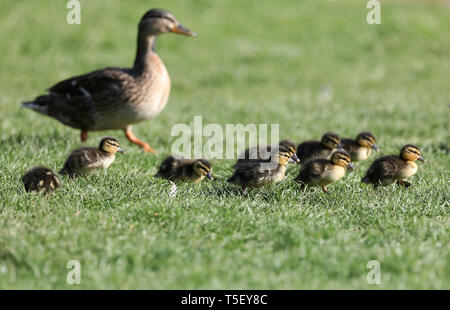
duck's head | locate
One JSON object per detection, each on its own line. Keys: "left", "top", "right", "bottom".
{"left": 331, "top": 150, "right": 354, "bottom": 169}
{"left": 321, "top": 132, "right": 341, "bottom": 150}
{"left": 279, "top": 140, "right": 300, "bottom": 163}
{"left": 400, "top": 144, "right": 425, "bottom": 162}
{"left": 356, "top": 131, "right": 379, "bottom": 151}
{"left": 99, "top": 137, "right": 125, "bottom": 154}
{"left": 193, "top": 159, "right": 213, "bottom": 180}
{"left": 139, "top": 9, "right": 197, "bottom": 37}
{"left": 274, "top": 149, "right": 293, "bottom": 166}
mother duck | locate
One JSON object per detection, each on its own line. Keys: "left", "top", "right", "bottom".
{"left": 23, "top": 9, "right": 197, "bottom": 152}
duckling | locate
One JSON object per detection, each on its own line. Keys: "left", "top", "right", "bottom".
{"left": 341, "top": 131, "right": 379, "bottom": 161}
{"left": 59, "top": 137, "right": 125, "bottom": 177}
{"left": 22, "top": 9, "right": 197, "bottom": 153}
{"left": 227, "top": 149, "right": 292, "bottom": 191}
{"left": 296, "top": 132, "right": 341, "bottom": 164}
{"left": 234, "top": 139, "right": 299, "bottom": 168}
{"left": 294, "top": 150, "right": 354, "bottom": 193}
{"left": 362, "top": 144, "right": 425, "bottom": 188}
{"left": 154, "top": 156, "right": 213, "bottom": 183}
{"left": 21, "top": 166, "right": 61, "bottom": 195}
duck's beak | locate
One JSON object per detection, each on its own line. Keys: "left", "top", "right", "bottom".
{"left": 289, "top": 154, "right": 300, "bottom": 164}
{"left": 171, "top": 23, "right": 197, "bottom": 37}
{"left": 337, "top": 143, "right": 343, "bottom": 149}
{"left": 372, "top": 144, "right": 379, "bottom": 151}
{"left": 418, "top": 156, "right": 426, "bottom": 163}
{"left": 347, "top": 162, "right": 355, "bottom": 170}
{"left": 117, "top": 148, "right": 125, "bottom": 154}
{"left": 206, "top": 172, "right": 213, "bottom": 180}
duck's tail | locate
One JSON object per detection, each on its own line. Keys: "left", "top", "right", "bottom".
{"left": 227, "top": 173, "right": 239, "bottom": 184}
{"left": 22, "top": 95, "right": 53, "bottom": 114}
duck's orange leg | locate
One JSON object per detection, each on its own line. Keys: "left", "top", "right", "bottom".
{"left": 124, "top": 128, "right": 155, "bottom": 153}
{"left": 81, "top": 130, "right": 88, "bottom": 142}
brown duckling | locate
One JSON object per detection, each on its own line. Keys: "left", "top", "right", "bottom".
{"left": 234, "top": 139, "right": 299, "bottom": 168}
{"left": 59, "top": 137, "right": 125, "bottom": 177}
{"left": 23, "top": 9, "right": 197, "bottom": 152}
{"left": 21, "top": 166, "right": 61, "bottom": 195}
{"left": 294, "top": 150, "right": 354, "bottom": 193}
{"left": 362, "top": 144, "right": 425, "bottom": 188}
{"left": 227, "top": 148, "right": 292, "bottom": 191}
{"left": 154, "top": 156, "right": 213, "bottom": 183}
{"left": 341, "top": 131, "right": 379, "bottom": 162}
{"left": 296, "top": 131, "right": 341, "bottom": 164}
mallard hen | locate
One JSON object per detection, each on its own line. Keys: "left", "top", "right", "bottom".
{"left": 23, "top": 9, "right": 196, "bottom": 153}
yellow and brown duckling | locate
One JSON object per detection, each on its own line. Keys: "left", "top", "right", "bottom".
{"left": 294, "top": 150, "right": 354, "bottom": 193}
{"left": 362, "top": 144, "right": 425, "bottom": 188}
{"left": 21, "top": 166, "right": 61, "bottom": 195}
{"left": 234, "top": 139, "right": 299, "bottom": 168}
{"left": 23, "top": 9, "right": 196, "bottom": 153}
{"left": 296, "top": 132, "right": 342, "bottom": 164}
{"left": 59, "top": 137, "right": 125, "bottom": 177}
{"left": 227, "top": 148, "right": 292, "bottom": 191}
{"left": 341, "top": 131, "right": 379, "bottom": 162}
{"left": 154, "top": 156, "right": 213, "bottom": 184}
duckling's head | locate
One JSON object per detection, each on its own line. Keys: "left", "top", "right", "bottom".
{"left": 356, "top": 131, "right": 379, "bottom": 151}
{"left": 99, "top": 137, "right": 125, "bottom": 155}
{"left": 400, "top": 144, "right": 425, "bottom": 162}
{"left": 331, "top": 150, "right": 355, "bottom": 169}
{"left": 274, "top": 150, "right": 293, "bottom": 166}
{"left": 139, "top": 9, "right": 197, "bottom": 37}
{"left": 321, "top": 132, "right": 341, "bottom": 150}
{"left": 193, "top": 159, "right": 213, "bottom": 180}
{"left": 279, "top": 140, "right": 300, "bottom": 163}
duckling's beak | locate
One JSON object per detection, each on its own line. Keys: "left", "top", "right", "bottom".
{"left": 289, "top": 154, "right": 300, "bottom": 164}
{"left": 117, "top": 148, "right": 125, "bottom": 154}
{"left": 418, "top": 156, "right": 426, "bottom": 163}
{"left": 206, "top": 172, "right": 213, "bottom": 180}
{"left": 347, "top": 162, "right": 355, "bottom": 170}
{"left": 372, "top": 144, "right": 379, "bottom": 151}
{"left": 337, "top": 143, "right": 343, "bottom": 149}
{"left": 171, "top": 24, "right": 197, "bottom": 37}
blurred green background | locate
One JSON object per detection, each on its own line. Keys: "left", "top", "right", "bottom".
{"left": 0, "top": 0, "right": 448, "bottom": 289}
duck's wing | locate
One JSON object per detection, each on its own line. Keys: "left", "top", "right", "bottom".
{"left": 49, "top": 67, "right": 134, "bottom": 104}
{"left": 24, "top": 68, "right": 135, "bottom": 129}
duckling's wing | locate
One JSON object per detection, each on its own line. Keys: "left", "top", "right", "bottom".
{"left": 297, "top": 141, "right": 320, "bottom": 162}
{"left": 296, "top": 159, "right": 329, "bottom": 183}
{"left": 341, "top": 138, "right": 358, "bottom": 152}
{"left": 363, "top": 155, "right": 399, "bottom": 183}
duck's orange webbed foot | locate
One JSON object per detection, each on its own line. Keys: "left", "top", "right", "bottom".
{"left": 124, "top": 128, "right": 155, "bottom": 153}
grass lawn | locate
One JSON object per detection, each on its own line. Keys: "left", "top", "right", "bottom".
{"left": 0, "top": 0, "right": 448, "bottom": 289}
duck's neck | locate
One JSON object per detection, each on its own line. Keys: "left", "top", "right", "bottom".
{"left": 133, "top": 33, "right": 157, "bottom": 76}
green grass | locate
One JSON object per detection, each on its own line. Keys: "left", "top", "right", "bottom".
{"left": 0, "top": 0, "right": 449, "bottom": 289}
